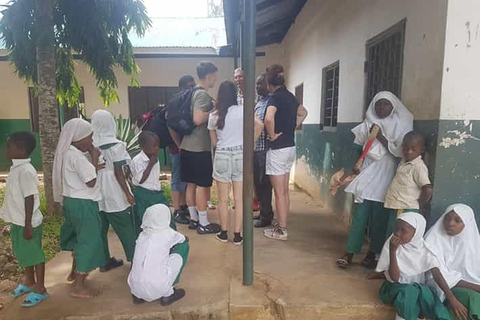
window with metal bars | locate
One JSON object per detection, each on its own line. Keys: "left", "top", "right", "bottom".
{"left": 321, "top": 61, "right": 339, "bottom": 128}
{"left": 128, "top": 86, "right": 179, "bottom": 127}
{"left": 365, "top": 20, "right": 406, "bottom": 108}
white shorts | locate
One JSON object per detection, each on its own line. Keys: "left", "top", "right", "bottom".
{"left": 266, "top": 146, "right": 296, "bottom": 176}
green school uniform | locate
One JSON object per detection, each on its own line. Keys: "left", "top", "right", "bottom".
{"left": 379, "top": 281, "right": 451, "bottom": 320}
{"left": 449, "top": 287, "right": 480, "bottom": 320}
{"left": 10, "top": 224, "right": 45, "bottom": 268}
{"left": 171, "top": 241, "right": 189, "bottom": 285}
{"left": 100, "top": 209, "right": 136, "bottom": 262}
{"left": 132, "top": 186, "right": 169, "bottom": 236}
{"left": 60, "top": 197, "right": 105, "bottom": 273}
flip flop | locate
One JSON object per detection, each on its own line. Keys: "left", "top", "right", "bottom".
{"left": 12, "top": 284, "right": 31, "bottom": 298}
{"left": 21, "top": 292, "right": 49, "bottom": 307}
{"left": 336, "top": 258, "right": 350, "bottom": 269}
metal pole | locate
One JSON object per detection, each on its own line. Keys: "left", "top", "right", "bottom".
{"left": 242, "top": 0, "right": 255, "bottom": 286}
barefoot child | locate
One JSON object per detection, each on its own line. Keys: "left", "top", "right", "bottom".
{"left": 384, "top": 131, "right": 433, "bottom": 237}
{"left": 53, "top": 119, "right": 105, "bottom": 298}
{"left": 377, "top": 212, "right": 463, "bottom": 320}
{"left": 91, "top": 110, "right": 136, "bottom": 272}
{"left": 0, "top": 132, "right": 48, "bottom": 307}
{"left": 337, "top": 91, "right": 413, "bottom": 269}
{"left": 425, "top": 204, "right": 480, "bottom": 320}
{"left": 128, "top": 204, "right": 189, "bottom": 306}
{"left": 130, "top": 131, "right": 170, "bottom": 236}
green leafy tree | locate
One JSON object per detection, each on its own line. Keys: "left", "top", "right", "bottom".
{"left": 0, "top": 0, "right": 151, "bottom": 214}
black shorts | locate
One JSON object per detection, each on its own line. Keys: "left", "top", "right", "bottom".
{"left": 180, "top": 150, "right": 213, "bottom": 188}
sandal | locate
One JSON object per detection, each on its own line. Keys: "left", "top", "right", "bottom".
{"left": 362, "top": 252, "right": 377, "bottom": 269}
{"left": 12, "top": 284, "right": 32, "bottom": 298}
{"left": 336, "top": 254, "right": 352, "bottom": 269}
{"left": 100, "top": 257, "right": 124, "bottom": 272}
{"left": 21, "top": 292, "right": 49, "bottom": 307}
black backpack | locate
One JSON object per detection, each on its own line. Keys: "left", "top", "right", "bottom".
{"left": 166, "top": 87, "right": 200, "bottom": 136}
{"left": 145, "top": 107, "right": 174, "bottom": 148}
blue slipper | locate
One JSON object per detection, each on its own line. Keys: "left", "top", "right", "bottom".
{"left": 21, "top": 292, "right": 49, "bottom": 307}
{"left": 12, "top": 284, "right": 31, "bottom": 298}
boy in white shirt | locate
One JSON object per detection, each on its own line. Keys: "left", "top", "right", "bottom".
{"left": 0, "top": 132, "right": 47, "bottom": 307}
{"left": 131, "top": 131, "right": 172, "bottom": 235}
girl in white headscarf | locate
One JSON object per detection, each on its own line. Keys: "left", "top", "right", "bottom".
{"left": 128, "top": 204, "right": 189, "bottom": 306}
{"left": 425, "top": 204, "right": 480, "bottom": 320}
{"left": 91, "top": 109, "right": 136, "bottom": 272}
{"left": 337, "top": 91, "right": 413, "bottom": 269}
{"left": 53, "top": 118, "right": 105, "bottom": 298}
{"left": 376, "top": 212, "right": 463, "bottom": 320}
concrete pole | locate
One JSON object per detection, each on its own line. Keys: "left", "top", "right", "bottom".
{"left": 242, "top": 0, "right": 256, "bottom": 286}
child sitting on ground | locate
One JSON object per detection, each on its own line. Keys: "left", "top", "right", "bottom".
{"left": 130, "top": 131, "right": 170, "bottom": 236}
{"left": 425, "top": 204, "right": 479, "bottom": 320}
{"left": 383, "top": 131, "right": 433, "bottom": 238}
{"left": 128, "top": 204, "right": 189, "bottom": 306}
{"left": 0, "top": 132, "right": 48, "bottom": 307}
{"left": 376, "top": 211, "right": 464, "bottom": 320}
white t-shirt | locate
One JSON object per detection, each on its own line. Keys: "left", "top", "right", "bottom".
{"left": 130, "top": 151, "right": 161, "bottom": 191}
{"left": 207, "top": 105, "right": 243, "bottom": 149}
{"left": 0, "top": 159, "right": 43, "bottom": 227}
{"left": 62, "top": 146, "right": 101, "bottom": 201}
{"left": 97, "top": 142, "right": 131, "bottom": 213}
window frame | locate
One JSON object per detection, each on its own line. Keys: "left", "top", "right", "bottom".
{"left": 320, "top": 60, "right": 340, "bottom": 132}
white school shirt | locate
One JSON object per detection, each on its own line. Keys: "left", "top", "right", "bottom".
{"left": 207, "top": 105, "right": 244, "bottom": 148}
{"left": 97, "top": 142, "right": 131, "bottom": 212}
{"left": 0, "top": 159, "right": 43, "bottom": 227}
{"left": 62, "top": 146, "right": 101, "bottom": 201}
{"left": 130, "top": 151, "right": 161, "bottom": 191}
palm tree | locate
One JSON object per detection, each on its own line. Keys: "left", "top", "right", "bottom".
{"left": 0, "top": 0, "right": 151, "bottom": 214}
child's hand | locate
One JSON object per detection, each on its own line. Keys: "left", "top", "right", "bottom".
{"left": 352, "top": 165, "right": 361, "bottom": 175}
{"left": 389, "top": 235, "right": 401, "bottom": 251}
{"left": 149, "top": 153, "right": 158, "bottom": 164}
{"left": 127, "top": 193, "right": 135, "bottom": 205}
{"left": 23, "top": 225, "right": 33, "bottom": 240}
{"left": 184, "top": 236, "right": 189, "bottom": 243}
{"left": 449, "top": 296, "right": 469, "bottom": 320}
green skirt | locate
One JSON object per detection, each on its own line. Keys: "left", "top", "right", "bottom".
{"left": 10, "top": 224, "right": 45, "bottom": 268}
{"left": 449, "top": 287, "right": 480, "bottom": 320}
{"left": 60, "top": 197, "right": 105, "bottom": 273}
{"left": 171, "top": 241, "right": 189, "bottom": 285}
{"left": 133, "top": 186, "right": 169, "bottom": 236}
{"left": 379, "top": 281, "right": 451, "bottom": 320}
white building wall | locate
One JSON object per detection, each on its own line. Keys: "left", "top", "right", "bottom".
{"left": 440, "top": 0, "right": 480, "bottom": 120}
{"left": 279, "top": 0, "right": 448, "bottom": 124}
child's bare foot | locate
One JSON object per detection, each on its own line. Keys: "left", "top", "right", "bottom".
{"left": 368, "top": 272, "right": 386, "bottom": 280}
{"left": 67, "top": 270, "right": 76, "bottom": 282}
{"left": 71, "top": 284, "right": 100, "bottom": 299}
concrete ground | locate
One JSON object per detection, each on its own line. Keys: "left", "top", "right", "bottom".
{"left": 0, "top": 189, "right": 394, "bottom": 320}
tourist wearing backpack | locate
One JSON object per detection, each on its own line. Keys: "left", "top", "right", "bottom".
{"left": 180, "top": 62, "right": 220, "bottom": 235}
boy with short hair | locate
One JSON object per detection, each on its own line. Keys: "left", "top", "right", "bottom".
{"left": 0, "top": 131, "right": 48, "bottom": 307}
{"left": 384, "top": 131, "right": 433, "bottom": 236}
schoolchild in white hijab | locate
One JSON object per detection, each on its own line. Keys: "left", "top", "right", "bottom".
{"left": 91, "top": 109, "right": 136, "bottom": 272}
{"left": 425, "top": 204, "right": 480, "bottom": 319}
{"left": 376, "top": 212, "right": 464, "bottom": 320}
{"left": 53, "top": 118, "right": 105, "bottom": 298}
{"left": 128, "top": 204, "right": 189, "bottom": 306}
{"left": 338, "top": 92, "right": 414, "bottom": 269}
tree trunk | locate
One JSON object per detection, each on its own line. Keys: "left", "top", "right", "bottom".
{"left": 36, "top": 0, "right": 61, "bottom": 215}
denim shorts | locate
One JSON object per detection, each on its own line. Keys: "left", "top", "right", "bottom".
{"left": 213, "top": 146, "right": 243, "bottom": 183}
{"left": 171, "top": 153, "right": 187, "bottom": 192}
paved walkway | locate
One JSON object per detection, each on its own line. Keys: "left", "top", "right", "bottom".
{"left": 0, "top": 190, "right": 394, "bottom": 320}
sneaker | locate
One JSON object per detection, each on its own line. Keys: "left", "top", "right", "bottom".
{"left": 207, "top": 201, "right": 216, "bottom": 210}
{"left": 233, "top": 233, "right": 243, "bottom": 245}
{"left": 188, "top": 220, "right": 199, "bottom": 230}
{"left": 253, "top": 214, "right": 261, "bottom": 220}
{"left": 160, "top": 288, "right": 185, "bottom": 306}
{"left": 254, "top": 220, "right": 272, "bottom": 228}
{"left": 100, "top": 257, "right": 124, "bottom": 272}
{"left": 215, "top": 231, "right": 228, "bottom": 243}
{"left": 197, "top": 223, "right": 221, "bottom": 235}
{"left": 264, "top": 227, "right": 288, "bottom": 241}
{"left": 174, "top": 210, "right": 190, "bottom": 225}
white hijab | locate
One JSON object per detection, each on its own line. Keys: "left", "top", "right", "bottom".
{"left": 52, "top": 118, "right": 93, "bottom": 204}
{"left": 377, "top": 212, "right": 439, "bottom": 279}
{"left": 425, "top": 204, "right": 480, "bottom": 287}
{"left": 352, "top": 91, "right": 413, "bottom": 158}
{"left": 91, "top": 109, "right": 121, "bottom": 147}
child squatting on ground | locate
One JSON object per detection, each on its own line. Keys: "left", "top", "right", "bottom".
{"left": 376, "top": 212, "right": 467, "bottom": 320}
{"left": 128, "top": 204, "right": 189, "bottom": 306}
{"left": 53, "top": 118, "right": 105, "bottom": 298}
{"left": 91, "top": 110, "right": 136, "bottom": 272}
{"left": 0, "top": 132, "right": 48, "bottom": 307}
{"left": 130, "top": 131, "right": 169, "bottom": 237}
{"left": 337, "top": 91, "right": 413, "bottom": 269}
